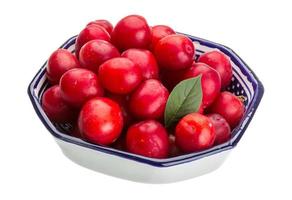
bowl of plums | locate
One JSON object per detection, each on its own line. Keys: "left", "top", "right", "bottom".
{"left": 28, "top": 14, "right": 264, "bottom": 183}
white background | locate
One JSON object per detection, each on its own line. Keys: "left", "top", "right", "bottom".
{"left": 0, "top": 0, "right": 291, "bottom": 199}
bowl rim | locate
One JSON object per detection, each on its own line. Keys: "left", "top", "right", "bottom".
{"left": 27, "top": 34, "right": 264, "bottom": 167}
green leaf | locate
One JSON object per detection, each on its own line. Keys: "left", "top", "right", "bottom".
{"left": 164, "top": 76, "right": 202, "bottom": 128}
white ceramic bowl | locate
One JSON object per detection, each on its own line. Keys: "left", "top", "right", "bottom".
{"left": 28, "top": 34, "right": 264, "bottom": 183}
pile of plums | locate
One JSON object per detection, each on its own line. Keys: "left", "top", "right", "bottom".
{"left": 42, "top": 15, "right": 245, "bottom": 158}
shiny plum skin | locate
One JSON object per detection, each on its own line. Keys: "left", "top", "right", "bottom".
{"left": 87, "top": 19, "right": 113, "bottom": 34}
{"left": 175, "top": 113, "right": 215, "bottom": 153}
{"left": 208, "top": 91, "right": 245, "bottom": 128}
{"left": 129, "top": 79, "right": 169, "bottom": 120}
{"left": 99, "top": 57, "right": 142, "bottom": 94}
{"left": 41, "top": 85, "right": 76, "bottom": 123}
{"left": 111, "top": 15, "right": 151, "bottom": 51}
{"left": 78, "top": 97, "right": 123, "bottom": 145}
{"left": 198, "top": 51, "right": 232, "bottom": 88}
{"left": 151, "top": 25, "right": 175, "bottom": 49}
{"left": 75, "top": 25, "right": 111, "bottom": 58}
{"left": 154, "top": 34, "right": 195, "bottom": 70}
{"left": 121, "top": 49, "right": 159, "bottom": 80}
{"left": 182, "top": 62, "right": 221, "bottom": 108}
{"left": 126, "top": 120, "right": 169, "bottom": 158}
{"left": 46, "top": 49, "right": 80, "bottom": 84}
{"left": 60, "top": 68, "right": 104, "bottom": 108}
{"left": 207, "top": 113, "right": 231, "bottom": 145}
{"left": 79, "top": 40, "right": 120, "bottom": 71}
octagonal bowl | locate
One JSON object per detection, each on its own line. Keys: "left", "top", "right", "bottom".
{"left": 28, "top": 34, "right": 264, "bottom": 183}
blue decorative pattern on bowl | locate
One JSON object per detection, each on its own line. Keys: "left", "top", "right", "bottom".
{"left": 27, "top": 34, "right": 264, "bottom": 183}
